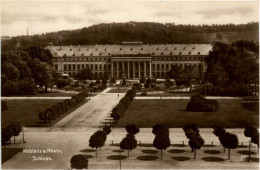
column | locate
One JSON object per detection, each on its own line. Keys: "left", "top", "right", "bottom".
{"left": 138, "top": 61, "right": 141, "bottom": 79}
{"left": 150, "top": 61, "right": 152, "bottom": 78}
{"left": 116, "top": 62, "right": 119, "bottom": 79}
{"left": 122, "top": 61, "right": 125, "bottom": 78}
{"left": 133, "top": 61, "right": 135, "bottom": 79}
{"left": 144, "top": 61, "right": 146, "bottom": 78}
{"left": 128, "top": 62, "right": 130, "bottom": 79}
{"left": 111, "top": 62, "right": 113, "bottom": 78}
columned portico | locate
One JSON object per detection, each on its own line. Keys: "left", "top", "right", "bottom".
{"left": 111, "top": 57, "right": 152, "bottom": 79}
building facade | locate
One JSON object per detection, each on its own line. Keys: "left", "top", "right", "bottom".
{"left": 47, "top": 42, "right": 212, "bottom": 80}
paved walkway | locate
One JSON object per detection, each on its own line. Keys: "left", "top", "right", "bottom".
{"left": 50, "top": 88, "right": 124, "bottom": 130}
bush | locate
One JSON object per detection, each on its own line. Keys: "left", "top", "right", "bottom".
{"left": 186, "top": 93, "right": 220, "bottom": 112}
{"left": 204, "top": 83, "right": 251, "bottom": 96}
{"left": 151, "top": 83, "right": 156, "bottom": 88}
{"left": 125, "top": 123, "right": 140, "bottom": 135}
{"left": 70, "top": 154, "right": 88, "bottom": 169}
{"left": 18, "top": 79, "right": 38, "bottom": 95}
{"left": 64, "top": 85, "right": 71, "bottom": 91}
{"left": 2, "top": 126, "right": 13, "bottom": 145}
{"left": 57, "top": 79, "right": 69, "bottom": 88}
{"left": 144, "top": 83, "right": 150, "bottom": 88}
{"left": 1, "top": 101, "right": 8, "bottom": 111}
{"left": 140, "top": 92, "right": 147, "bottom": 96}
{"left": 103, "top": 125, "right": 111, "bottom": 135}
{"left": 111, "top": 112, "right": 120, "bottom": 121}
{"left": 152, "top": 124, "right": 169, "bottom": 135}
{"left": 1, "top": 80, "right": 19, "bottom": 96}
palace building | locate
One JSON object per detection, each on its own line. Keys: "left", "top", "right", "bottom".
{"left": 47, "top": 42, "right": 212, "bottom": 80}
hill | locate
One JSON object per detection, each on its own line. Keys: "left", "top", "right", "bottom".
{"left": 1, "top": 22, "right": 259, "bottom": 50}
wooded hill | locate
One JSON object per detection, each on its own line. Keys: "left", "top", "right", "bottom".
{"left": 2, "top": 22, "right": 259, "bottom": 50}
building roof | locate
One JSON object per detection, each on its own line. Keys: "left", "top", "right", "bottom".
{"left": 46, "top": 44, "right": 212, "bottom": 58}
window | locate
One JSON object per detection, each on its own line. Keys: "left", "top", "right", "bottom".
{"left": 68, "top": 65, "right": 71, "bottom": 70}
{"left": 77, "top": 65, "right": 80, "bottom": 70}
{"left": 64, "top": 64, "right": 67, "bottom": 70}
{"left": 179, "top": 52, "right": 182, "bottom": 55}
{"left": 55, "top": 64, "right": 58, "bottom": 70}
{"left": 197, "top": 52, "right": 200, "bottom": 55}
{"left": 73, "top": 65, "right": 76, "bottom": 70}
{"left": 188, "top": 52, "right": 191, "bottom": 55}
{"left": 82, "top": 53, "right": 84, "bottom": 56}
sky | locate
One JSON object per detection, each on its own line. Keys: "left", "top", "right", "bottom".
{"left": 1, "top": 1, "right": 259, "bottom": 37}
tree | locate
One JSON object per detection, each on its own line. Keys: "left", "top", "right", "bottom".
{"left": 89, "top": 131, "right": 107, "bottom": 157}
{"left": 183, "top": 123, "right": 199, "bottom": 139}
{"left": 2, "top": 127, "right": 13, "bottom": 145}
{"left": 76, "top": 67, "right": 93, "bottom": 80}
{"left": 213, "top": 126, "right": 226, "bottom": 137}
{"left": 152, "top": 123, "right": 169, "bottom": 136}
{"left": 26, "top": 46, "right": 53, "bottom": 65}
{"left": 70, "top": 154, "right": 88, "bottom": 170}
{"left": 7, "top": 122, "right": 22, "bottom": 143}
{"left": 103, "top": 125, "right": 111, "bottom": 135}
{"left": 125, "top": 123, "right": 140, "bottom": 135}
{"left": 153, "top": 133, "right": 170, "bottom": 159}
{"left": 120, "top": 134, "right": 137, "bottom": 158}
{"left": 28, "top": 59, "right": 55, "bottom": 92}
{"left": 244, "top": 127, "right": 258, "bottom": 138}
{"left": 188, "top": 135, "right": 204, "bottom": 159}
{"left": 219, "top": 132, "right": 238, "bottom": 160}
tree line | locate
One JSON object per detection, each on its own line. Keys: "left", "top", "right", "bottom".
{"left": 2, "top": 22, "right": 258, "bottom": 50}
{"left": 1, "top": 46, "right": 59, "bottom": 96}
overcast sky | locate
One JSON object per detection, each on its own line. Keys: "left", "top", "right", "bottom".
{"left": 1, "top": 1, "right": 259, "bottom": 37}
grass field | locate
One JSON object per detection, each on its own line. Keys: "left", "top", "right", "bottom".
{"left": 107, "top": 88, "right": 130, "bottom": 93}
{"left": 1, "top": 99, "right": 63, "bottom": 127}
{"left": 115, "top": 99, "right": 259, "bottom": 128}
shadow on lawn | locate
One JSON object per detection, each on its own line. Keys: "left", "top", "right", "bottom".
{"left": 79, "top": 154, "right": 94, "bottom": 159}
{"left": 137, "top": 156, "right": 158, "bottom": 161}
{"left": 142, "top": 150, "right": 158, "bottom": 154}
{"left": 110, "top": 143, "right": 120, "bottom": 147}
{"left": 113, "top": 150, "right": 124, "bottom": 153}
{"left": 201, "top": 157, "right": 225, "bottom": 162}
{"left": 171, "top": 156, "right": 191, "bottom": 161}
{"left": 168, "top": 149, "right": 186, "bottom": 154}
{"left": 138, "top": 143, "right": 153, "bottom": 147}
{"left": 237, "top": 150, "right": 256, "bottom": 155}
{"left": 204, "top": 150, "right": 221, "bottom": 154}
{"left": 80, "top": 149, "right": 96, "bottom": 153}
{"left": 2, "top": 148, "right": 23, "bottom": 163}
{"left": 107, "top": 155, "right": 127, "bottom": 160}
{"left": 171, "top": 144, "right": 186, "bottom": 147}
{"left": 250, "top": 157, "right": 259, "bottom": 162}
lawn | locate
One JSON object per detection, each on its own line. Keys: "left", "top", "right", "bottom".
{"left": 115, "top": 99, "right": 259, "bottom": 128}
{"left": 1, "top": 99, "right": 63, "bottom": 127}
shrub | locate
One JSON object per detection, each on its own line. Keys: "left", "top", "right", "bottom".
{"left": 1, "top": 80, "right": 19, "bottom": 96}
{"left": 140, "top": 92, "right": 147, "bottom": 96}
{"left": 186, "top": 93, "right": 220, "bottom": 112}
{"left": 70, "top": 154, "right": 88, "bottom": 169}
{"left": 57, "top": 79, "right": 69, "bottom": 88}
{"left": 144, "top": 83, "right": 150, "bottom": 88}
{"left": 1, "top": 101, "right": 8, "bottom": 111}
{"left": 2, "top": 126, "right": 13, "bottom": 145}
{"left": 213, "top": 126, "right": 226, "bottom": 137}
{"left": 152, "top": 124, "right": 169, "bottom": 136}
{"left": 64, "top": 85, "right": 71, "bottom": 91}
{"left": 18, "top": 79, "right": 38, "bottom": 95}
{"left": 125, "top": 123, "right": 140, "bottom": 135}
{"left": 151, "top": 83, "right": 156, "bottom": 88}
{"left": 103, "top": 125, "right": 111, "bottom": 135}
{"left": 111, "top": 112, "right": 120, "bottom": 121}
{"left": 7, "top": 122, "right": 22, "bottom": 143}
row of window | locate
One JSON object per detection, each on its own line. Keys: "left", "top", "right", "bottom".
{"left": 55, "top": 63, "right": 203, "bottom": 71}
{"left": 54, "top": 56, "right": 203, "bottom": 62}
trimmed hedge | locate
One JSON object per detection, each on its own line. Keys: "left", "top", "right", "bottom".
{"left": 38, "top": 90, "right": 88, "bottom": 123}
{"left": 111, "top": 89, "right": 136, "bottom": 122}
{"left": 186, "top": 93, "right": 220, "bottom": 112}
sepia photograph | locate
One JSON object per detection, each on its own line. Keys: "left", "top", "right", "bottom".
{"left": 1, "top": 0, "right": 259, "bottom": 169}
